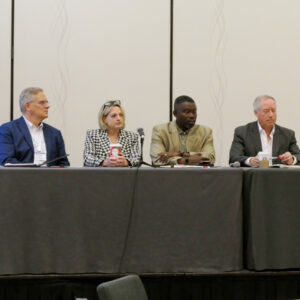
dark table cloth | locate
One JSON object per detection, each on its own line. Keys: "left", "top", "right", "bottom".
{"left": 0, "top": 167, "right": 243, "bottom": 275}
{"left": 244, "top": 168, "right": 300, "bottom": 270}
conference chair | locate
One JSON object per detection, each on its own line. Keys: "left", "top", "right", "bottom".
{"left": 97, "top": 274, "right": 148, "bottom": 300}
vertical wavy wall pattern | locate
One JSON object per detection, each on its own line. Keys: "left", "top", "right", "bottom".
{"left": 51, "top": 0, "right": 70, "bottom": 130}
{"left": 210, "top": 0, "right": 226, "bottom": 164}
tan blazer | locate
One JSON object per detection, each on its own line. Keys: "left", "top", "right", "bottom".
{"left": 150, "top": 121, "right": 215, "bottom": 165}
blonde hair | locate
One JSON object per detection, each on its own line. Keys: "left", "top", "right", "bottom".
{"left": 98, "top": 100, "right": 126, "bottom": 130}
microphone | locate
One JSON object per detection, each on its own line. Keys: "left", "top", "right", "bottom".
{"left": 136, "top": 127, "right": 145, "bottom": 139}
{"left": 136, "top": 127, "right": 151, "bottom": 167}
{"left": 229, "top": 161, "right": 241, "bottom": 168}
{"left": 39, "top": 154, "right": 70, "bottom": 167}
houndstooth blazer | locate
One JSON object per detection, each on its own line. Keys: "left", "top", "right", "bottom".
{"left": 84, "top": 129, "right": 140, "bottom": 167}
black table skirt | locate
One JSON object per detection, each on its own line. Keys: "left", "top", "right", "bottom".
{"left": 243, "top": 168, "right": 300, "bottom": 270}
{"left": 0, "top": 167, "right": 243, "bottom": 275}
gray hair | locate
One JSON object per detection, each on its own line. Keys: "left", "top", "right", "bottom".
{"left": 98, "top": 100, "right": 125, "bottom": 130}
{"left": 253, "top": 95, "right": 276, "bottom": 111}
{"left": 19, "top": 87, "right": 43, "bottom": 113}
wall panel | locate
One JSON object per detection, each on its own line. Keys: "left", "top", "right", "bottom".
{"left": 14, "top": 0, "right": 169, "bottom": 166}
{"left": 0, "top": 0, "right": 11, "bottom": 124}
{"left": 174, "top": 0, "right": 300, "bottom": 165}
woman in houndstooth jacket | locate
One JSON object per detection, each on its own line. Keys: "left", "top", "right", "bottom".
{"left": 84, "top": 100, "right": 140, "bottom": 167}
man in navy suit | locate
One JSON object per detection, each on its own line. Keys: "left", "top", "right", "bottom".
{"left": 0, "top": 87, "right": 69, "bottom": 166}
{"left": 229, "top": 94, "right": 300, "bottom": 166}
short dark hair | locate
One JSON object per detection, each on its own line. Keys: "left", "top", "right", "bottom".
{"left": 174, "top": 95, "right": 195, "bottom": 110}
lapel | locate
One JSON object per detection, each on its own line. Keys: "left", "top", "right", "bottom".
{"left": 118, "top": 130, "right": 126, "bottom": 148}
{"left": 272, "top": 124, "right": 281, "bottom": 156}
{"left": 17, "top": 117, "right": 34, "bottom": 151}
{"left": 101, "top": 130, "right": 111, "bottom": 154}
{"left": 169, "top": 121, "right": 180, "bottom": 151}
{"left": 186, "top": 125, "right": 198, "bottom": 150}
{"left": 43, "top": 124, "right": 51, "bottom": 160}
{"left": 250, "top": 122, "right": 262, "bottom": 153}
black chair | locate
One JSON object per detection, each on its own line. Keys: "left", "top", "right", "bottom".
{"left": 97, "top": 275, "right": 148, "bottom": 300}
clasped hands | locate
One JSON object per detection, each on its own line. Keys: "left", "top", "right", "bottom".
{"left": 157, "top": 151, "right": 204, "bottom": 165}
{"left": 250, "top": 151, "right": 294, "bottom": 167}
{"left": 102, "top": 153, "right": 129, "bottom": 167}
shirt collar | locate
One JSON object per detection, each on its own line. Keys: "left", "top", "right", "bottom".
{"left": 176, "top": 123, "right": 189, "bottom": 135}
{"left": 23, "top": 115, "right": 43, "bottom": 129}
{"left": 257, "top": 121, "right": 275, "bottom": 136}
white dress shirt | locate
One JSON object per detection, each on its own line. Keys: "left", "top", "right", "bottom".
{"left": 23, "top": 116, "right": 47, "bottom": 164}
{"left": 258, "top": 121, "right": 274, "bottom": 157}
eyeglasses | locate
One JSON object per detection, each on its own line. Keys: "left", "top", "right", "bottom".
{"left": 29, "top": 100, "right": 50, "bottom": 106}
{"left": 103, "top": 100, "right": 121, "bottom": 108}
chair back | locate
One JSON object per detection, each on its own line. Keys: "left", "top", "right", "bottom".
{"left": 97, "top": 275, "right": 148, "bottom": 300}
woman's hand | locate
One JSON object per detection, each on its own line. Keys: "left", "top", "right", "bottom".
{"left": 102, "top": 153, "right": 129, "bottom": 167}
{"left": 115, "top": 153, "right": 129, "bottom": 166}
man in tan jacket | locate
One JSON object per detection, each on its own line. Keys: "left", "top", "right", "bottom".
{"left": 150, "top": 95, "right": 215, "bottom": 166}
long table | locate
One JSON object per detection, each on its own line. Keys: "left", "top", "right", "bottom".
{"left": 0, "top": 167, "right": 243, "bottom": 275}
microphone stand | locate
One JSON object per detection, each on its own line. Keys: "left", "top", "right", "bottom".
{"left": 138, "top": 136, "right": 152, "bottom": 167}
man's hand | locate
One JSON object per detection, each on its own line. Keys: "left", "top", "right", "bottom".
{"left": 157, "top": 151, "right": 180, "bottom": 163}
{"left": 178, "top": 154, "right": 205, "bottom": 165}
{"left": 249, "top": 156, "right": 259, "bottom": 167}
{"left": 280, "top": 152, "right": 294, "bottom": 165}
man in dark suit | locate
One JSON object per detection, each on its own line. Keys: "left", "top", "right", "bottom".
{"left": 0, "top": 87, "right": 69, "bottom": 166}
{"left": 229, "top": 95, "right": 300, "bottom": 166}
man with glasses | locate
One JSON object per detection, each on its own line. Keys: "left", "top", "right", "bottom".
{"left": 0, "top": 87, "right": 69, "bottom": 166}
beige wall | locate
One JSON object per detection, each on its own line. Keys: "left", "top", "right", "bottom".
{"left": 0, "top": 0, "right": 11, "bottom": 124}
{"left": 7, "top": 0, "right": 300, "bottom": 166}
{"left": 174, "top": 0, "right": 300, "bottom": 165}
{"left": 14, "top": 0, "right": 169, "bottom": 166}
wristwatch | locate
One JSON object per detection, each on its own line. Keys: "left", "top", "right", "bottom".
{"left": 185, "top": 157, "right": 189, "bottom": 165}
